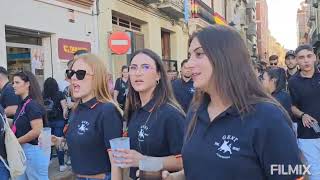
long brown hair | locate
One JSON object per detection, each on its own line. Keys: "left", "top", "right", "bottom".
{"left": 186, "top": 25, "right": 291, "bottom": 139}
{"left": 124, "top": 49, "right": 184, "bottom": 121}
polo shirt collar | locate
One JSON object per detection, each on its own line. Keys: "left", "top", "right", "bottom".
{"left": 79, "top": 98, "right": 98, "bottom": 109}
{"left": 197, "top": 93, "right": 240, "bottom": 124}
{"left": 297, "top": 68, "right": 320, "bottom": 79}
{"left": 141, "top": 97, "right": 156, "bottom": 112}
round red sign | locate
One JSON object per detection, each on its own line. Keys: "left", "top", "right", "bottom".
{"left": 108, "top": 32, "right": 131, "bottom": 55}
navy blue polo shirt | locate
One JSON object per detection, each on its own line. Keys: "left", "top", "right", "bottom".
{"left": 0, "top": 82, "right": 20, "bottom": 109}
{"left": 66, "top": 98, "right": 123, "bottom": 175}
{"left": 14, "top": 97, "right": 46, "bottom": 145}
{"left": 272, "top": 90, "right": 293, "bottom": 119}
{"left": 0, "top": 106, "right": 6, "bottom": 159}
{"left": 288, "top": 70, "right": 320, "bottom": 139}
{"left": 182, "top": 96, "right": 302, "bottom": 180}
{"left": 114, "top": 78, "right": 128, "bottom": 109}
{"left": 172, "top": 78, "right": 195, "bottom": 113}
{"left": 128, "top": 98, "right": 185, "bottom": 179}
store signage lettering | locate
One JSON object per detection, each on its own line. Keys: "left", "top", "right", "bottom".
{"left": 58, "top": 38, "right": 91, "bottom": 60}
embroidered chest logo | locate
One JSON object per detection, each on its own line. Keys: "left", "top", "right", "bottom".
{"left": 138, "top": 125, "right": 149, "bottom": 142}
{"left": 77, "top": 121, "right": 89, "bottom": 135}
{"left": 189, "top": 87, "right": 195, "bottom": 94}
{"left": 214, "top": 135, "right": 240, "bottom": 159}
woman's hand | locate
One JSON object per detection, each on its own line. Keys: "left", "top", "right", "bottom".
{"left": 112, "top": 149, "right": 144, "bottom": 167}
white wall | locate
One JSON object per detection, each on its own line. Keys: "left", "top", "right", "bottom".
{"left": 0, "top": 0, "right": 97, "bottom": 82}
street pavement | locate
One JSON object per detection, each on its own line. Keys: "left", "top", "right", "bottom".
{"left": 49, "top": 158, "right": 75, "bottom": 180}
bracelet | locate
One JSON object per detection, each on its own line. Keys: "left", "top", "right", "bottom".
{"left": 300, "top": 113, "right": 305, "bottom": 119}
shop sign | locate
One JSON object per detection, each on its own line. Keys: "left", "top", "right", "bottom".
{"left": 58, "top": 38, "right": 91, "bottom": 60}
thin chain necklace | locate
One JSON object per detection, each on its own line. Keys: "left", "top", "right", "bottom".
{"left": 138, "top": 105, "right": 155, "bottom": 154}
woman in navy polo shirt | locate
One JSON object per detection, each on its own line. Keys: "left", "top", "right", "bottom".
{"left": 261, "top": 68, "right": 292, "bottom": 114}
{"left": 52, "top": 53, "right": 123, "bottom": 180}
{"left": 161, "top": 26, "right": 303, "bottom": 180}
{"left": 114, "top": 65, "right": 129, "bottom": 110}
{"left": 112, "top": 49, "right": 185, "bottom": 179}
{"left": 12, "top": 71, "right": 48, "bottom": 180}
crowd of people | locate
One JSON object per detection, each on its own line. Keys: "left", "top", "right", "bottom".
{"left": 0, "top": 25, "right": 318, "bottom": 180}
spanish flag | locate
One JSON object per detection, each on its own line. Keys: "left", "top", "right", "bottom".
{"left": 214, "top": 12, "right": 227, "bottom": 25}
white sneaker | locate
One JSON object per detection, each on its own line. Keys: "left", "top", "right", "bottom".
{"left": 59, "top": 165, "right": 67, "bottom": 172}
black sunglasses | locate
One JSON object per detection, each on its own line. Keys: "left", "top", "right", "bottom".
{"left": 65, "top": 69, "right": 92, "bottom": 80}
{"left": 270, "top": 63, "right": 278, "bottom": 66}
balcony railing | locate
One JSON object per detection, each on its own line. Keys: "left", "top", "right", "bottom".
{"left": 158, "top": 0, "right": 184, "bottom": 19}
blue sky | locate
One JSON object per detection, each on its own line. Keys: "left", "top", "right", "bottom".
{"left": 267, "top": 0, "right": 304, "bottom": 50}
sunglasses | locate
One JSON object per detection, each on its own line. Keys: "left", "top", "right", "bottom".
{"left": 65, "top": 69, "right": 93, "bottom": 80}
{"left": 270, "top": 63, "right": 278, "bottom": 66}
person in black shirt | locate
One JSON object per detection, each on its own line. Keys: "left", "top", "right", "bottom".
{"left": 114, "top": 65, "right": 129, "bottom": 109}
{"left": 172, "top": 59, "right": 195, "bottom": 113}
{"left": 288, "top": 44, "right": 320, "bottom": 180}
{"left": 0, "top": 66, "right": 20, "bottom": 118}
{"left": 0, "top": 105, "right": 9, "bottom": 179}
{"left": 262, "top": 68, "right": 292, "bottom": 113}
{"left": 285, "top": 50, "right": 299, "bottom": 81}
{"left": 43, "top": 77, "right": 68, "bottom": 172}
{"left": 162, "top": 26, "right": 302, "bottom": 180}
{"left": 111, "top": 49, "right": 185, "bottom": 180}
{"left": 12, "top": 71, "right": 48, "bottom": 180}
{"left": 52, "top": 53, "right": 123, "bottom": 180}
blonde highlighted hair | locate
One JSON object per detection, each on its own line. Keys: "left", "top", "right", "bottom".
{"left": 71, "top": 53, "right": 122, "bottom": 113}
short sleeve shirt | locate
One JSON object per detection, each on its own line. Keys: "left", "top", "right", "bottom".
{"left": 0, "top": 82, "right": 20, "bottom": 109}
{"left": 128, "top": 99, "right": 185, "bottom": 179}
{"left": 14, "top": 97, "right": 46, "bottom": 145}
{"left": 66, "top": 98, "right": 123, "bottom": 175}
{"left": 114, "top": 78, "right": 128, "bottom": 109}
{"left": 288, "top": 70, "right": 320, "bottom": 139}
{"left": 182, "top": 95, "right": 302, "bottom": 180}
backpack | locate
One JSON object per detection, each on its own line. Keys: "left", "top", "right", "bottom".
{"left": 43, "top": 98, "right": 58, "bottom": 119}
{"left": 0, "top": 113, "right": 27, "bottom": 178}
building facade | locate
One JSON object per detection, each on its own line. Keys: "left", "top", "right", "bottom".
{"left": 0, "top": 0, "right": 97, "bottom": 87}
{"left": 297, "top": 1, "right": 311, "bottom": 45}
{"left": 98, "top": 0, "right": 190, "bottom": 79}
{"left": 256, "top": 0, "right": 269, "bottom": 62}
{"left": 213, "top": 0, "right": 258, "bottom": 59}
{"left": 306, "top": 0, "right": 320, "bottom": 57}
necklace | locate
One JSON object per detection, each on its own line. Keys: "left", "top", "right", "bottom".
{"left": 138, "top": 105, "right": 155, "bottom": 154}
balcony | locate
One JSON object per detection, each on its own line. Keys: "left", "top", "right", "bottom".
{"left": 137, "top": 0, "right": 161, "bottom": 4}
{"left": 158, "top": 0, "right": 184, "bottom": 19}
{"left": 247, "top": 22, "right": 257, "bottom": 36}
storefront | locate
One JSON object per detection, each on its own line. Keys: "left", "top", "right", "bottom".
{"left": 0, "top": 0, "right": 97, "bottom": 87}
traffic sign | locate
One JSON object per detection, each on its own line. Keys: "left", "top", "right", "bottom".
{"left": 108, "top": 32, "right": 131, "bottom": 55}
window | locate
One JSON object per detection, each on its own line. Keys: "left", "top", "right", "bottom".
{"left": 161, "top": 31, "right": 171, "bottom": 60}
{"left": 112, "top": 16, "right": 142, "bottom": 32}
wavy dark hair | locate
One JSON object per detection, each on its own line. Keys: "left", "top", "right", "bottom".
{"left": 186, "top": 25, "right": 292, "bottom": 139}
{"left": 263, "top": 68, "right": 286, "bottom": 94}
{"left": 124, "top": 49, "right": 184, "bottom": 121}
{"left": 13, "top": 71, "right": 47, "bottom": 123}
{"left": 43, "top": 77, "right": 59, "bottom": 99}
